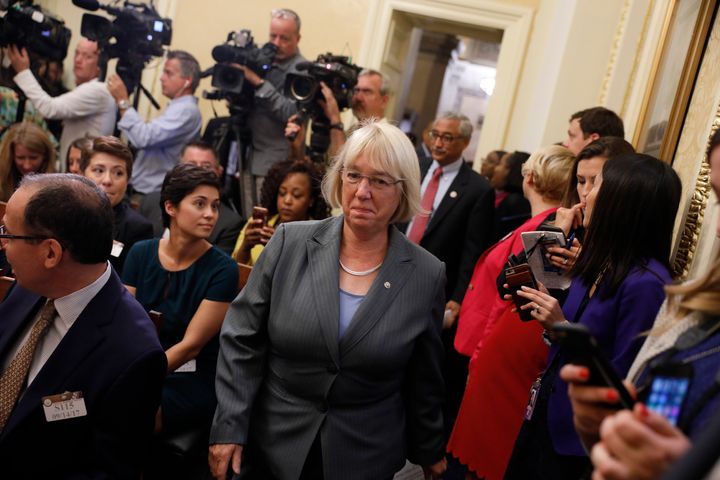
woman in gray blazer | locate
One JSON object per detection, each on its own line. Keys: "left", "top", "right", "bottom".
{"left": 209, "top": 120, "right": 447, "bottom": 480}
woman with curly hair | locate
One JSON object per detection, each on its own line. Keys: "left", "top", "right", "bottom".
{"left": 232, "top": 159, "right": 329, "bottom": 265}
{"left": 0, "top": 122, "right": 56, "bottom": 202}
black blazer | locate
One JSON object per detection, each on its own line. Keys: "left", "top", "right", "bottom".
{"left": 0, "top": 272, "right": 167, "bottom": 478}
{"left": 400, "top": 158, "right": 495, "bottom": 303}
{"left": 112, "top": 201, "right": 154, "bottom": 275}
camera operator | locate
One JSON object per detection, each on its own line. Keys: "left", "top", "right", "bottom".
{"left": 107, "top": 50, "right": 202, "bottom": 200}
{"left": 6, "top": 39, "right": 116, "bottom": 167}
{"left": 234, "top": 8, "right": 305, "bottom": 212}
{"left": 321, "top": 68, "right": 390, "bottom": 156}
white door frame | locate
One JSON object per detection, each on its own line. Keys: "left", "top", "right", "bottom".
{"left": 358, "top": 0, "right": 535, "bottom": 165}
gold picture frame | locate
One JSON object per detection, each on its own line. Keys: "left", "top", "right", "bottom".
{"left": 634, "top": 0, "right": 717, "bottom": 162}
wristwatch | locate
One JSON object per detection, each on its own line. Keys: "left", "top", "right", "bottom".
{"left": 329, "top": 122, "right": 344, "bottom": 131}
{"left": 118, "top": 99, "right": 131, "bottom": 110}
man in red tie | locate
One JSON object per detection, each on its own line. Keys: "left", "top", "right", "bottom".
{"left": 401, "top": 111, "right": 495, "bottom": 442}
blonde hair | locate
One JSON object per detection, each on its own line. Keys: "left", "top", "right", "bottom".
{"left": 0, "top": 122, "right": 56, "bottom": 202}
{"left": 666, "top": 249, "right": 720, "bottom": 317}
{"left": 322, "top": 119, "right": 421, "bottom": 223}
{"left": 521, "top": 145, "right": 575, "bottom": 202}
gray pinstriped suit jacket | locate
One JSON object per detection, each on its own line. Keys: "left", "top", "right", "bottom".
{"left": 210, "top": 216, "right": 446, "bottom": 479}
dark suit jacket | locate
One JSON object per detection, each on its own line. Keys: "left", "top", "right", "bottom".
{"left": 112, "top": 201, "right": 154, "bottom": 275}
{"left": 0, "top": 271, "right": 167, "bottom": 479}
{"left": 139, "top": 191, "right": 243, "bottom": 255}
{"left": 210, "top": 216, "right": 446, "bottom": 480}
{"left": 400, "top": 158, "right": 495, "bottom": 303}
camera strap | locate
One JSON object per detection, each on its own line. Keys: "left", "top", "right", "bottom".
{"left": 14, "top": 92, "right": 26, "bottom": 125}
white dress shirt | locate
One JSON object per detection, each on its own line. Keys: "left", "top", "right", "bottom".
{"left": 13, "top": 70, "right": 117, "bottom": 168}
{"left": 1, "top": 263, "right": 112, "bottom": 386}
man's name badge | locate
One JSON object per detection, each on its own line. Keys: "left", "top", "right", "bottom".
{"left": 42, "top": 391, "right": 87, "bottom": 422}
{"left": 175, "top": 359, "right": 196, "bottom": 373}
{"left": 111, "top": 240, "right": 124, "bottom": 258}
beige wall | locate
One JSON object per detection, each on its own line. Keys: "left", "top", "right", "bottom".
{"left": 38, "top": 0, "right": 369, "bottom": 124}
{"left": 504, "top": 0, "right": 625, "bottom": 152}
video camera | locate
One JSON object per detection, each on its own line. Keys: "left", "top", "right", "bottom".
{"left": 284, "top": 53, "right": 361, "bottom": 159}
{"left": 0, "top": 1, "right": 71, "bottom": 61}
{"left": 285, "top": 53, "right": 360, "bottom": 118}
{"left": 203, "top": 29, "right": 276, "bottom": 112}
{"left": 73, "top": 0, "right": 171, "bottom": 94}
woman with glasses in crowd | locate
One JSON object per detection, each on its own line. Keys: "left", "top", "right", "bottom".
{"left": 209, "top": 121, "right": 447, "bottom": 480}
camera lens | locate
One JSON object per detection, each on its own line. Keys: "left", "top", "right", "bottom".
{"left": 290, "top": 76, "right": 316, "bottom": 101}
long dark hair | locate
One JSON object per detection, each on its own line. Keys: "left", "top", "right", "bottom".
{"left": 504, "top": 151, "right": 530, "bottom": 193}
{"left": 571, "top": 153, "right": 681, "bottom": 298}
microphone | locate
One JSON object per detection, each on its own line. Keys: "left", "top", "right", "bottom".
{"left": 71, "top": 0, "right": 100, "bottom": 11}
{"left": 211, "top": 45, "right": 236, "bottom": 63}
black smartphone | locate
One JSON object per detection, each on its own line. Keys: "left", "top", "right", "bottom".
{"left": 505, "top": 263, "right": 537, "bottom": 322}
{"left": 551, "top": 322, "right": 636, "bottom": 409}
{"left": 252, "top": 206, "right": 268, "bottom": 228}
{"left": 644, "top": 363, "right": 692, "bottom": 426}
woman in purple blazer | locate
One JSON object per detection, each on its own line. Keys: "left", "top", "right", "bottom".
{"left": 502, "top": 154, "right": 682, "bottom": 479}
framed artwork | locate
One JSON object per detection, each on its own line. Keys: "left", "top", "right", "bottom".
{"left": 634, "top": 0, "right": 717, "bottom": 162}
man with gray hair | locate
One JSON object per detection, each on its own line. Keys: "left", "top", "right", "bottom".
{"left": 322, "top": 68, "right": 391, "bottom": 156}
{"left": 400, "top": 111, "right": 495, "bottom": 442}
{"left": 108, "top": 50, "right": 202, "bottom": 198}
{"left": 228, "top": 8, "right": 306, "bottom": 216}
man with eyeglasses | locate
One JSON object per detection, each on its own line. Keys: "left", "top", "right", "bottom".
{"left": 400, "top": 111, "right": 495, "bottom": 444}
{"left": 322, "top": 69, "right": 390, "bottom": 156}
{"left": 0, "top": 174, "right": 166, "bottom": 478}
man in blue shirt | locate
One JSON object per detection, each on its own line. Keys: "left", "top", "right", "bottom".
{"left": 108, "top": 50, "right": 202, "bottom": 198}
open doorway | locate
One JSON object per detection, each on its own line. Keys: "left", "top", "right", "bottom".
{"left": 359, "top": 1, "right": 533, "bottom": 166}
{"left": 397, "top": 28, "right": 502, "bottom": 161}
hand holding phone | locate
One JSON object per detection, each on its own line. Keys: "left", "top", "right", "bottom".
{"left": 505, "top": 263, "right": 537, "bottom": 322}
{"left": 252, "top": 206, "right": 268, "bottom": 228}
{"left": 644, "top": 363, "right": 692, "bottom": 426}
{"left": 552, "top": 322, "right": 635, "bottom": 409}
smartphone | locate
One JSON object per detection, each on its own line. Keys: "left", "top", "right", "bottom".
{"left": 252, "top": 206, "right": 268, "bottom": 228}
{"left": 505, "top": 263, "right": 538, "bottom": 322}
{"left": 644, "top": 363, "right": 692, "bottom": 426}
{"left": 551, "top": 322, "right": 636, "bottom": 409}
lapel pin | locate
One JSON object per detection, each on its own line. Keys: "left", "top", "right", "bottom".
{"left": 384, "top": 281, "right": 391, "bottom": 289}
{"left": 449, "top": 191, "right": 458, "bottom": 198}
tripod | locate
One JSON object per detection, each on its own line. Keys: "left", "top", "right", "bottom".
{"left": 204, "top": 104, "right": 253, "bottom": 217}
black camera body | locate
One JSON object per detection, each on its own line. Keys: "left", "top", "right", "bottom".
{"left": 285, "top": 53, "right": 360, "bottom": 115}
{"left": 206, "top": 30, "right": 276, "bottom": 102}
{"left": 0, "top": 1, "right": 71, "bottom": 61}
{"left": 75, "top": 0, "right": 172, "bottom": 93}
